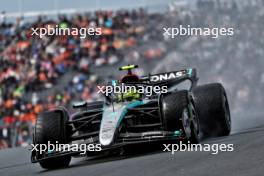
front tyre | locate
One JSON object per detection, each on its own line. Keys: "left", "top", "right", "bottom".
{"left": 188, "top": 101, "right": 200, "bottom": 144}
{"left": 34, "top": 107, "right": 71, "bottom": 169}
{"left": 161, "top": 91, "right": 200, "bottom": 143}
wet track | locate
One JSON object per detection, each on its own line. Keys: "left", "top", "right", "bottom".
{"left": 1, "top": 114, "right": 264, "bottom": 176}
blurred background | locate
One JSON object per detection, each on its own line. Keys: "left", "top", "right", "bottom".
{"left": 0, "top": 0, "right": 263, "bottom": 149}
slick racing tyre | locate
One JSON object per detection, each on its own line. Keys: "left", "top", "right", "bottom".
{"left": 34, "top": 107, "right": 71, "bottom": 169}
{"left": 161, "top": 90, "right": 200, "bottom": 143}
{"left": 193, "top": 83, "right": 231, "bottom": 138}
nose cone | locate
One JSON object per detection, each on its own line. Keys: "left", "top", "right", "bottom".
{"left": 99, "top": 104, "right": 125, "bottom": 146}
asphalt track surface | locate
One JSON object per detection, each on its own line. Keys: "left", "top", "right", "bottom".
{"left": 1, "top": 114, "right": 264, "bottom": 176}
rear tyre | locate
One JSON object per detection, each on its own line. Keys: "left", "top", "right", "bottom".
{"left": 34, "top": 108, "right": 71, "bottom": 169}
{"left": 161, "top": 90, "right": 200, "bottom": 143}
{"left": 193, "top": 83, "right": 231, "bottom": 138}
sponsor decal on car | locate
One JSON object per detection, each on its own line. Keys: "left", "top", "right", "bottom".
{"left": 150, "top": 70, "right": 187, "bottom": 82}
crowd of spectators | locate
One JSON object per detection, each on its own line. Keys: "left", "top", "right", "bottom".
{"left": 0, "top": 9, "right": 166, "bottom": 148}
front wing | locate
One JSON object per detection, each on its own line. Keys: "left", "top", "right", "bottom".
{"left": 31, "top": 130, "right": 184, "bottom": 163}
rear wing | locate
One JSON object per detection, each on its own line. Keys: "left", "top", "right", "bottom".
{"left": 141, "top": 68, "right": 198, "bottom": 90}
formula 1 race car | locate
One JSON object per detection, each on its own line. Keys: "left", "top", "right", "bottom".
{"left": 31, "top": 65, "right": 231, "bottom": 169}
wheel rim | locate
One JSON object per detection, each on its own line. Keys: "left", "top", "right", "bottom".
{"left": 182, "top": 108, "right": 191, "bottom": 138}
{"left": 191, "top": 103, "right": 200, "bottom": 139}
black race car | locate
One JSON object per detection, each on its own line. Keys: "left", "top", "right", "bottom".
{"left": 31, "top": 65, "right": 231, "bottom": 169}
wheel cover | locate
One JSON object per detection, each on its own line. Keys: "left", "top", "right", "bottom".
{"left": 182, "top": 108, "right": 191, "bottom": 138}
{"left": 190, "top": 103, "right": 200, "bottom": 139}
